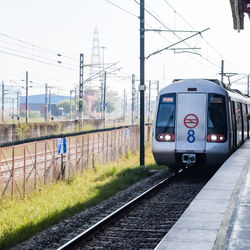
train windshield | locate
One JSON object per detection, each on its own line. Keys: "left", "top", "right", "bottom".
{"left": 156, "top": 94, "right": 176, "bottom": 128}
{"left": 207, "top": 94, "right": 227, "bottom": 129}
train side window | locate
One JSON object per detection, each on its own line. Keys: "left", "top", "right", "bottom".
{"left": 207, "top": 94, "right": 227, "bottom": 129}
{"left": 207, "top": 94, "right": 227, "bottom": 140}
{"left": 156, "top": 94, "right": 176, "bottom": 128}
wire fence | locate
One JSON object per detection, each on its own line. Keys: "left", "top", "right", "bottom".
{"left": 0, "top": 125, "right": 152, "bottom": 199}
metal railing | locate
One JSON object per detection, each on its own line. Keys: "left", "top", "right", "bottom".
{"left": 0, "top": 125, "right": 152, "bottom": 198}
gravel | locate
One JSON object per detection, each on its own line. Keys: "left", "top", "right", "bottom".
{"left": 11, "top": 168, "right": 173, "bottom": 250}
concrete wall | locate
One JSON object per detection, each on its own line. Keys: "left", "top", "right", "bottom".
{"left": 0, "top": 119, "right": 104, "bottom": 144}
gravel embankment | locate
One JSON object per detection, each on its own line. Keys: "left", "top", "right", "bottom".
{"left": 12, "top": 169, "right": 173, "bottom": 250}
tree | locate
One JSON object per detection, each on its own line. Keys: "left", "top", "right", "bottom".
{"left": 106, "top": 102, "right": 115, "bottom": 114}
{"left": 91, "top": 90, "right": 119, "bottom": 114}
{"left": 56, "top": 99, "right": 86, "bottom": 114}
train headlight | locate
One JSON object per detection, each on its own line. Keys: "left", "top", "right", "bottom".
{"left": 157, "top": 133, "right": 175, "bottom": 142}
{"left": 207, "top": 134, "right": 225, "bottom": 142}
{"left": 210, "top": 135, "right": 217, "bottom": 141}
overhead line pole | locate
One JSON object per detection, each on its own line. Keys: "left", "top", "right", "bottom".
{"left": 140, "top": 0, "right": 145, "bottom": 166}
{"left": 79, "top": 53, "right": 84, "bottom": 122}
{"left": 49, "top": 90, "right": 51, "bottom": 120}
{"left": 25, "top": 71, "right": 29, "bottom": 123}
{"left": 45, "top": 83, "right": 48, "bottom": 122}
{"left": 103, "top": 71, "right": 107, "bottom": 127}
{"left": 221, "top": 60, "right": 224, "bottom": 82}
{"left": 131, "top": 74, "right": 135, "bottom": 125}
{"left": 247, "top": 74, "right": 249, "bottom": 96}
{"left": 2, "top": 82, "right": 4, "bottom": 123}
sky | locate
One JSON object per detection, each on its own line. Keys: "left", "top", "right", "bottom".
{"left": 0, "top": 0, "right": 250, "bottom": 102}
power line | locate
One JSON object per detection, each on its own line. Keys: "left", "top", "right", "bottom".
{"left": 0, "top": 44, "right": 77, "bottom": 67}
{"left": 104, "top": 0, "right": 138, "bottom": 18}
{"left": 0, "top": 32, "right": 76, "bottom": 61}
{"left": 162, "top": 0, "right": 241, "bottom": 72}
{"left": 0, "top": 49, "right": 76, "bottom": 71}
{"left": 133, "top": 0, "right": 220, "bottom": 71}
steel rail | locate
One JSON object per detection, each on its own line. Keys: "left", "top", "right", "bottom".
{"left": 57, "top": 169, "right": 184, "bottom": 250}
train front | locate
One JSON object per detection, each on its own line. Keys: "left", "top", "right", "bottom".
{"left": 152, "top": 79, "right": 230, "bottom": 170}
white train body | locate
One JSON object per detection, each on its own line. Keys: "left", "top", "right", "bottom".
{"left": 152, "top": 79, "right": 250, "bottom": 169}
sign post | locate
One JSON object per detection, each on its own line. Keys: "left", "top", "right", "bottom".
{"left": 57, "top": 138, "right": 67, "bottom": 179}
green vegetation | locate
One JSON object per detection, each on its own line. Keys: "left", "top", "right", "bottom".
{"left": 56, "top": 99, "right": 86, "bottom": 114}
{"left": 0, "top": 146, "right": 166, "bottom": 249}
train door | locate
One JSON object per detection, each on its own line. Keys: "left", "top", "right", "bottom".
{"left": 242, "top": 104, "right": 248, "bottom": 140}
{"left": 248, "top": 105, "right": 250, "bottom": 138}
{"left": 230, "top": 101, "right": 237, "bottom": 149}
{"left": 176, "top": 93, "right": 206, "bottom": 152}
{"left": 235, "top": 102, "right": 243, "bottom": 145}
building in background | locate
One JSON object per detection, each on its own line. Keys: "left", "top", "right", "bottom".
{"left": 20, "top": 94, "right": 70, "bottom": 117}
{"left": 84, "top": 89, "right": 98, "bottom": 112}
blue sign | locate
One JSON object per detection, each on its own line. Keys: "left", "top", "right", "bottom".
{"left": 57, "top": 138, "right": 67, "bottom": 154}
{"left": 125, "top": 129, "right": 130, "bottom": 139}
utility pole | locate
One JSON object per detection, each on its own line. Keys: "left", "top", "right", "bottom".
{"left": 12, "top": 98, "right": 14, "bottom": 120}
{"left": 79, "top": 53, "right": 84, "bottom": 121}
{"left": 131, "top": 74, "right": 135, "bottom": 125}
{"left": 17, "top": 91, "right": 20, "bottom": 121}
{"left": 100, "top": 47, "right": 106, "bottom": 120}
{"left": 136, "top": 91, "right": 139, "bottom": 121}
{"left": 25, "top": 71, "right": 29, "bottom": 123}
{"left": 156, "top": 80, "right": 159, "bottom": 98}
{"left": 74, "top": 87, "right": 77, "bottom": 120}
{"left": 70, "top": 90, "right": 73, "bottom": 120}
{"left": 45, "top": 83, "right": 48, "bottom": 122}
{"left": 221, "top": 60, "right": 224, "bottom": 82}
{"left": 123, "top": 89, "right": 126, "bottom": 121}
{"left": 1, "top": 82, "right": 4, "bottom": 123}
{"left": 103, "top": 71, "right": 107, "bottom": 126}
{"left": 48, "top": 90, "right": 51, "bottom": 120}
{"left": 148, "top": 80, "right": 151, "bottom": 124}
{"left": 247, "top": 74, "right": 250, "bottom": 96}
{"left": 139, "top": 0, "right": 145, "bottom": 166}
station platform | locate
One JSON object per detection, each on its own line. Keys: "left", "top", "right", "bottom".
{"left": 155, "top": 140, "right": 250, "bottom": 250}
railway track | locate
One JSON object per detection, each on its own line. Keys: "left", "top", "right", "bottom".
{"left": 57, "top": 167, "right": 214, "bottom": 249}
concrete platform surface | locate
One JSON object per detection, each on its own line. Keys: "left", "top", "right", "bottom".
{"left": 155, "top": 140, "right": 250, "bottom": 250}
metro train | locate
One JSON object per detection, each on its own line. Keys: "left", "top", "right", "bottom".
{"left": 152, "top": 79, "right": 250, "bottom": 171}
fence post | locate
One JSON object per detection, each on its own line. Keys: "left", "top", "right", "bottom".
{"left": 92, "top": 134, "right": 95, "bottom": 167}
{"left": 0, "top": 148, "right": 1, "bottom": 196}
{"left": 98, "top": 133, "right": 100, "bottom": 163}
{"left": 53, "top": 140, "right": 56, "bottom": 180}
{"left": 44, "top": 142, "right": 47, "bottom": 185}
{"left": 34, "top": 142, "right": 37, "bottom": 190}
{"left": 81, "top": 135, "right": 84, "bottom": 172}
{"left": 107, "top": 132, "right": 109, "bottom": 162}
{"left": 114, "top": 131, "right": 117, "bottom": 160}
{"left": 76, "top": 137, "right": 78, "bottom": 170}
{"left": 102, "top": 133, "right": 105, "bottom": 163}
{"left": 12, "top": 147, "right": 15, "bottom": 199}
{"left": 68, "top": 137, "right": 71, "bottom": 177}
{"left": 87, "top": 134, "right": 90, "bottom": 166}
{"left": 23, "top": 146, "right": 26, "bottom": 197}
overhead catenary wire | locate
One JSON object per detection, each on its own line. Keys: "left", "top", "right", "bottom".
{"left": 0, "top": 49, "right": 77, "bottom": 71}
{"left": 162, "top": 0, "right": 241, "bottom": 72}
{"left": 133, "top": 0, "right": 220, "bottom": 70}
{"left": 0, "top": 44, "right": 78, "bottom": 68}
{"left": 0, "top": 32, "right": 76, "bottom": 61}
{"left": 104, "top": 0, "right": 138, "bottom": 18}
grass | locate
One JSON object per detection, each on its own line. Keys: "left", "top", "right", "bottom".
{"left": 0, "top": 145, "right": 167, "bottom": 249}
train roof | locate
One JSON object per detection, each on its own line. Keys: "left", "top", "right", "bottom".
{"left": 160, "top": 79, "right": 250, "bottom": 104}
